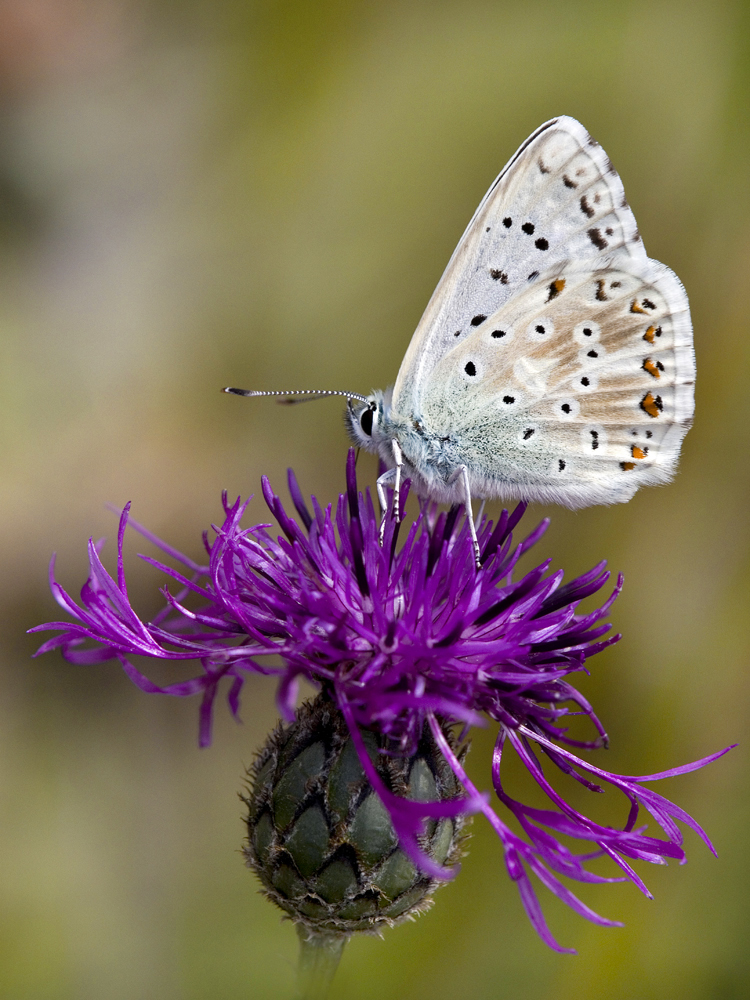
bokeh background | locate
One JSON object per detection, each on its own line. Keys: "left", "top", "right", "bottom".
{"left": 1, "top": 1, "right": 748, "bottom": 997}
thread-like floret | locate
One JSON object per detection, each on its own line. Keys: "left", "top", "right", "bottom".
{"left": 32, "top": 450, "right": 732, "bottom": 951}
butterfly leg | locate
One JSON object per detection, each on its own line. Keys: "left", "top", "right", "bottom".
{"left": 376, "top": 440, "right": 403, "bottom": 546}
{"left": 448, "top": 465, "right": 481, "bottom": 568}
{"left": 376, "top": 468, "right": 395, "bottom": 541}
{"left": 391, "top": 439, "right": 403, "bottom": 522}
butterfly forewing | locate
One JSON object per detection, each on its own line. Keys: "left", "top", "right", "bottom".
{"left": 393, "top": 116, "right": 646, "bottom": 411}
{"left": 417, "top": 257, "right": 694, "bottom": 507}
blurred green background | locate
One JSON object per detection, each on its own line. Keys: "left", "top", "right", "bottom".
{"left": 0, "top": 0, "right": 747, "bottom": 997}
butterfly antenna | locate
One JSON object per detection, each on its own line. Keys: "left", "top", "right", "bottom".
{"left": 223, "top": 387, "right": 370, "bottom": 405}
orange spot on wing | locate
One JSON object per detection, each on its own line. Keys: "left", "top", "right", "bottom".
{"left": 630, "top": 300, "right": 647, "bottom": 314}
{"left": 553, "top": 278, "right": 565, "bottom": 294}
{"left": 640, "top": 392, "right": 663, "bottom": 418}
{"left": 643, "top": 325, "right": 657, "bottom": 344}
{"left": 632, "top": 446, "right": 646, "bottom": 459}
{"left": 620, "top": 462, "right": 636, "bottom": 471}
{"left": 643, "top": 358, "right": 661, "bottom": 378}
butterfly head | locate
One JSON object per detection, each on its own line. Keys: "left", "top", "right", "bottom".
{"left": 346, "top": 388, "right": 391, "bottom": 453}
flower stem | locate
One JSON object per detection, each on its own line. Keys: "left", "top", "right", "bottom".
{"left": 295, "top": 927, "right": 346, "bottom": 1000}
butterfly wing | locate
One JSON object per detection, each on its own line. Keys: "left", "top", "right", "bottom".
{"left": 417, "top": 257, "right": 694, "bottom": 507}
{"left": 392, "top": 116, "right": 646, "bottom": 413}
{"left": 389, "top": 116, "right": 694, "bottom": 507}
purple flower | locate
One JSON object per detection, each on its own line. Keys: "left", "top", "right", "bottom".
{"left": 31, "top": 450, "right": 732, "bottom": 952}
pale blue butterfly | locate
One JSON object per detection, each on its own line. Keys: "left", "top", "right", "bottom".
{"left": 226, "top": 117, "right": 695, "bottom": 565}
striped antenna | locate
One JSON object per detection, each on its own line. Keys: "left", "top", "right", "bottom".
{"left": 223, "top": 387, "right": 370, "bottom": 404}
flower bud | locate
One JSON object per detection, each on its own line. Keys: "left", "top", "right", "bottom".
{"left": 243, "top": 694, "right": 468, "bottom": 935}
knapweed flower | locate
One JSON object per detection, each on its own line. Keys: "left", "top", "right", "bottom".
{"left": 32, "top": 450, "right": 730, "bottom": 952}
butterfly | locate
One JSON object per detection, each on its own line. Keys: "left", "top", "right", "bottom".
{"left": 226, "top": 117, "right": 695, "bottom": 565}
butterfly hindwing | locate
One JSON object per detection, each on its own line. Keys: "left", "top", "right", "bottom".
{"left": 417, "top": 257, "right": 694, "bottom": 507}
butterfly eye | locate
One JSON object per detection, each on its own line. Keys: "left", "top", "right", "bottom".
{"left": 360, "top": 407, "right": 375, "bottom": 436}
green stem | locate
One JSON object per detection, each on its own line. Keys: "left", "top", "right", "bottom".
{"left": 295, "top": 926, "right": 347, "bottom": 1000}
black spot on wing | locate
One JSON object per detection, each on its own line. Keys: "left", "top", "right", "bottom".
{"left": 527, "top": 271, "right": 539, "bottom": 281}
{"left": 503, "top": 217, "right": 512, "bottom": 228}
{"left": 580, "top": 195, "right": 595, "bottom": 219}
{"left": 489, "top": 268, "right": 508, "bottom": 283}
{"left": 471, "top": 315, "right": 487, "bottom": 326}
{"left": 521, "top": 222, "right": 535, "bottom": 235}
{"left": 587, "top": 228, "right": 608, "bottom": 250}
{"left": 464, "top": 361, "right": 477, "bottom": 376}
{"left": 535, "top": 237, "right": 549, "bottom": 250}
{"left": 563, "top": 174, "right": 577, "bottom": 188}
